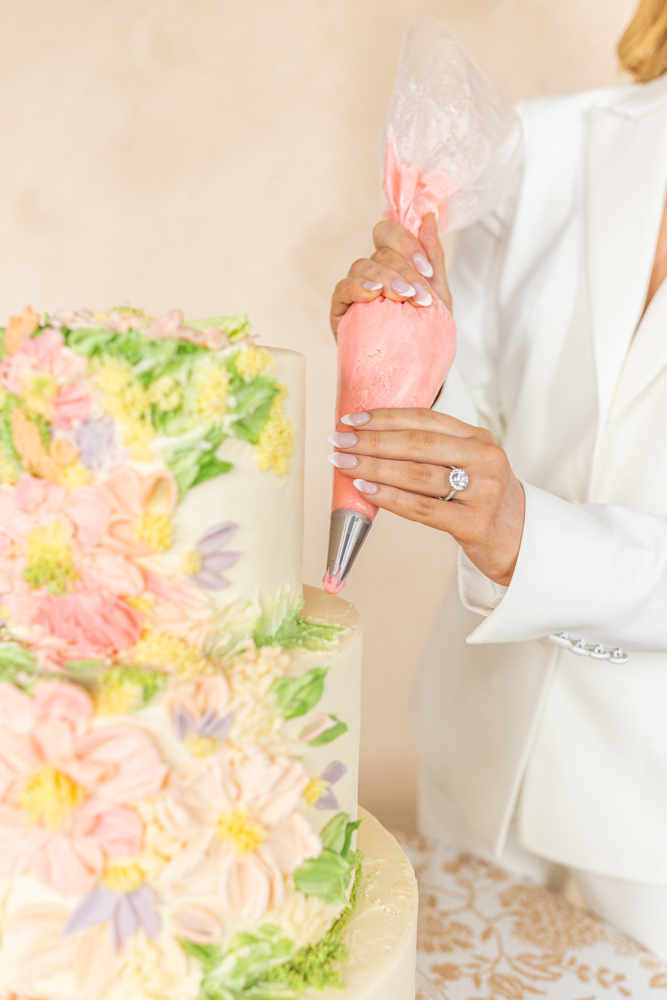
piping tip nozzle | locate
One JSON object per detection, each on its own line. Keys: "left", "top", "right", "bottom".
{"left": 323, "top": 509, "right": 373, "bottom": 594}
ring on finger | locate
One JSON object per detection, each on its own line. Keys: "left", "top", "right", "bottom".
{"left": 439, "top": 467, "right": 469, "bottom": 502}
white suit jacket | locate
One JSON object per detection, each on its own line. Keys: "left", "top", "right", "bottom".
{"left": 414, "top": 71, "right": 667, "bottom": 884}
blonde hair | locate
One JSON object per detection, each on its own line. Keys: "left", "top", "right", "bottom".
{"left": 619, "top": 0, "right": 667, "bottom": 82}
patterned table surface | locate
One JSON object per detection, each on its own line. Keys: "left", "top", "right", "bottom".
{"left": 395, "top": 831, "right": 667, "bottom": 1000}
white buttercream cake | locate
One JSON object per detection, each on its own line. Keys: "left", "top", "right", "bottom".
{"left": 0, "top": 305, "right": 416, "bottom": 1000}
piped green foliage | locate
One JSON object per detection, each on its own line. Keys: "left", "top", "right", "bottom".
{"left": 272, "top": 668, "right": 328, "bottom": 720}
{"left": 181, "top": 859, "right": 364, "bottom": 999}
{"left": 254, "top": 587, "right": 346, "bottom": 651}
{"left": 293, "top": 813, "right": 362, "bottom": 906}
{"left": 307, "top": 714, "right": 348, "bottom": 746}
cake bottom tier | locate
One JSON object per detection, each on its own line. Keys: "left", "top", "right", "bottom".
{"left": 315, "top": 807, "right": 417, "bottom": 1000}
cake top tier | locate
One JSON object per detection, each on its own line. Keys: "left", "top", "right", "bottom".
{"left": 0, "top": 305, "right": 305, "bottom": 670}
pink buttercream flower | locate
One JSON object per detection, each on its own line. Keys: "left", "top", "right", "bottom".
{"left": 0, "top": 680, "right": 167, "bottom": 895}
{"left": 157, "top": 747, "right": 321, "bottom": 921}
{"left": 0, "top": 328, "right": 93, "bottom": 428}
{"left": 0, "top": 475, "right": 148, "bottom": 661}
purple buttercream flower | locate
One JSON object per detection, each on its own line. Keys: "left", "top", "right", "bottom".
{"left": 173, "top": 704, "right": 233, "bottom": 744}
{"left": 63, "top": 882, "right": 160, "bottom": 953}
{"left": 75, "top": 416, "right": 127, "bottom": 472}
{"left": 314, "top": 761, "right": 347, "bottom": 810}
{"left": 185, "top": 521, "right": 241, "bottom": 590}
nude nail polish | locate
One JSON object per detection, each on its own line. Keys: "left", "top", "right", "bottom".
{"left": 413, "top": 283, "right": 433, "bottom": 307}
{"left": 328, "top": 452, "right": 359, "bottom": 470}
{"left": 353, "top": 479, "right": 379, "bottom": 494}
{"left": 363, "top": 281, "right": 383, "bottom": 291}
{"left": 390, "top": 279, "right": 415, "bottom": 297}
{"left": 341, "top": 412, "right": 370, "bottom": 426}
{"left": 327, "top": 432, "right": 358, "bottom": 447}
{"left": 413, "top": 253, "right": 433, "bottom": 277}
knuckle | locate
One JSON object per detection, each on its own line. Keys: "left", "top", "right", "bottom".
{"left": 407, "top": 428, "right": 431, "bottom": 451}
{"left": 350, "top": 258, "right": 371, "bottom": 274}
{"left": 476, "top": 427, "right": 496, "bottom": 446}
{"left": 406, "top": 462, "right": 433, "bottom": 487}
{"left": 412, "top": 493, "right": 436, "bottom": 519}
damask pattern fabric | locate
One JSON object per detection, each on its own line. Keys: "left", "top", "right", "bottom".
{"left": 397, "top": 832, "right": 667, "bottom": 999}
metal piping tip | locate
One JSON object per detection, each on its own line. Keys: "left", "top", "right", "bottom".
{"left": 323, "top": 509, "right": 373, "bottom": 594}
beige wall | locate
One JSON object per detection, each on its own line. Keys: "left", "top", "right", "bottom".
{"left": 0, "top": 0, "right": 636, "bottom": 829}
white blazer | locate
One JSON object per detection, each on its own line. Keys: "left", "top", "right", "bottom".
{"left": 414, "top": 71, "right": 667, "bottom": 884}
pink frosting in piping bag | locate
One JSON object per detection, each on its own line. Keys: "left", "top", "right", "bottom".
{"left": 323, "top": 137, "right": 457, "bottom": 594}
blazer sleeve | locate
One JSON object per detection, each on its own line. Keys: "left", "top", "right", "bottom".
{"left": 466, "top": 483, "right": 667, "bottom": 652}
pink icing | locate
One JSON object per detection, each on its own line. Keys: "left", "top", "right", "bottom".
{"left": 324, "top": 135, "right": 458, "bottom": 592}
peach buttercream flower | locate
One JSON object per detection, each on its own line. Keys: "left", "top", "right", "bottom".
{"left": 3, "top": 305, "right": 41, "bottom": 354}
{"left": 157, "top": 747, "right": 321, "bottom": 920}
{"left": 0, "top": 680, "right": 167, "bottom": 895}
{"left": 4, "top": 902, "right": 119, "bottom": 1000}
{"left": 99, "top": 466, "right": 178, "bottom": 557}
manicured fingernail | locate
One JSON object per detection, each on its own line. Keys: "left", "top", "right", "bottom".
{"left": 328, "top": 452, "right": 359, "bottom": 469}
{"left": 363, "top": 281, "right": 383, "bottom": 291}
{"left": 354, "top": 479, "right": 379, "bottom": 495}
{"left": 413, "top": 253, "right": 433, "bottom": 277}
{"left": 327, "top": 432, "right": 358, "bottom": 447}
{"left": 341, "top": 412, "right": 370, "bottom": 426}
{"left": 413, "top": 283, "right": 432, "bottom": 307}
{"left": 390, "top": 279, "right": 415, "bottom": 297}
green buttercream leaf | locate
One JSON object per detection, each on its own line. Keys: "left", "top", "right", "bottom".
{"left": 308, "top": 715, "right": 348, "bottom": 746}
{"left": 165, "top": 429, "right": 232, "bottom": 497}
{"left": 0, "top": 642, "right": 38, "bottom": 673}
{"left": 319, "top": 813, "right": 350, "bottom": 853}
{"left": 254, "top": 587, "right": 345, "bottom": 651}
{"left": 341, "top": 820, "right": 362, "bottom": 859}
{"left": 231, "top": 377, "right": 279, "bottom": 445}
{"left": 272, "top": 668, "right": 328, "bottom": 720}
{"left": 292, "top": 847, "right": 355, "bottom": 906}
{"left": 192, "top": 454, "right": 234, "bottom": 489}
{"left": 188, "top": 314, "right": 251, "bottom": 342}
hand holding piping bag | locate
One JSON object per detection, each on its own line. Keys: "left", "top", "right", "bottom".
{"left": 324, "top": 20, "right": 522, "bottom": 593}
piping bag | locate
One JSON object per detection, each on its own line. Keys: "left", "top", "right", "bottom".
{"left": 324, "top": 20, "right": 522, "bottom": 594}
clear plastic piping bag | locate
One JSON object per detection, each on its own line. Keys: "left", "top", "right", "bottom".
{"left": 324, "top": 21, "right": 522, "bottom": 594}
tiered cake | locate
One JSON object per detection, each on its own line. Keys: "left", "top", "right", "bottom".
{"left": 0, "top": 306, "right": 417, "bottom": 1000}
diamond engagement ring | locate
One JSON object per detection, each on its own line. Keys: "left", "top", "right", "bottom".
{"left": 440, "top": 467, "right": 469, "bottom": 502}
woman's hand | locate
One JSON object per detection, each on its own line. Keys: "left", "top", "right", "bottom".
{"left": 330, "top": 214, "right": 452, "bottom": 337}
{"left": 327, "top": 408, "right": 525, "bottom": 586}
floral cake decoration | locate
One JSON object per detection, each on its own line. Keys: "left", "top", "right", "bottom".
{"left": 0, "top": 306, "right": 359, "bottom": 1000}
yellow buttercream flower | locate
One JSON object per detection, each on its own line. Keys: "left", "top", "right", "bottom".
{"left": 23, "top": 521, "right": 77, "bottom": 595}
{"left": 58, "top": 459, "right": 92, "bottom": 490}
{"left": 95, "top": 682, "right": 144, "bottom": 716}
{"left": 21, "top": 371, "right": 57, "bottom": 419}
{"left": 182, "top": 549, "right": 202, "bottom": 575}
{"left": 147, "top": 375, "right": 182, "bottom": 412}
{"left": 129, "top": 630, "right": 211, "bottom": 679}
{"left": 134, "top": 512, "right": 174, "bottom": 553}
{"left": 216, "top": 810, "right": 265, "bottom": 856}
{"left": 122, "top": 417, "right": 156, "bottom": 461}
{"left": 235, "top": 346, "right": 275, "bottom": 382}
{"left": 103, "top": 860, "right": 146, "bottom": 893}
{"left": 303, "top": 777, "right": 330, "bottom": 806}
{"left": 254, "top": 386, "right": 294, "bottom": 477}
{"left": 196, "top": 364, "right": 230, "bottom": 420}
{"left": 184, "top": 733, "right": 218, "bottom": 759}
{"left": 21, "top": 764, "right": 86, "bottom": 830}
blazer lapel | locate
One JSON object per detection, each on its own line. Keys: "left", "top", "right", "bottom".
{"left": 586, "top": 81, "right": 667, "bottom": 426}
